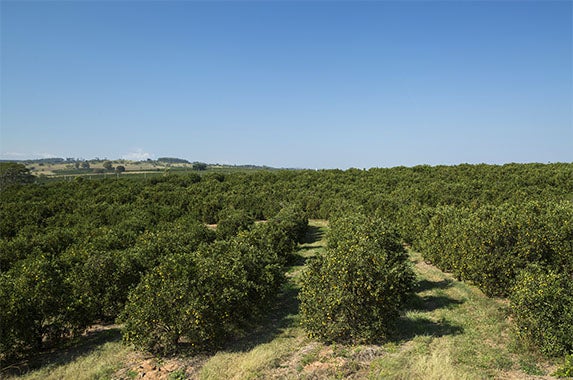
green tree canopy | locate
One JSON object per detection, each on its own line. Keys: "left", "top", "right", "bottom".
{"left": 193, "top": 162, "right": 208, "bottom": 171}
{"left": 0, "top": 163, "right": 34, "bottom": 188}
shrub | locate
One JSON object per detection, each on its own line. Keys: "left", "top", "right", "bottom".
{"left": 299, "top": 213, "right": 415, "bottom": 343}
{"left": 0, "top": 254, "right": 85, "bottom": 362}
{"left": 553, "top": 354, "right": 573, "bottom": 378}
{"left": 120, "top": 251, "right": 208, "bottom": 355}
{"left": 418, "top": 201, "right": 573, "bottom": 297}
{"left": 216, "top": 208, "right": 254, "bottom": 240}
{"left": 130, "top": 221, "right": 215, "bottom": 271}
{"left": 66, "top": 249, "right": 142, "bottom": 322}
{"left": 397, "top": 202, "right": 435, "bottom": 248}
{"left": 457, "top": 205, "right": 521, "bottom": 296}
{"left": 418, "top": 205, "right": 471, "bottom": 276}
{"left": 0, "top": 230, "right": 77, "bottom": 273}
{"left": 270, "top": 204, "right": 308, "bottom": 244}
{"left": 513, "top": 201, "right": 573, "bottom": 275}
{"left": 510, "top": 266, "right": 573, "bottom": 357}
{"left": 245, "top": 221, "right": 297, "bottom": 263}
{"left": 120, "top": 235, "right": 285, "bottom": 355}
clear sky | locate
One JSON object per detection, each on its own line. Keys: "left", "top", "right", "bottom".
{"left": 1, "top": 1, "right": 571, "bottom": 169}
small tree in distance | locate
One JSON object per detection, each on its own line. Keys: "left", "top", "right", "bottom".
{"left": 115, "top": 165, "right": 126, "bottom": 174}
{"left": 0, "top": 163, "right": 35, "bottom": 188}
{"left": 103, "top": 161, "right": 114, "bottom": 171}
{"left": 193, "top": 162, "right": 207, "bottom": 171}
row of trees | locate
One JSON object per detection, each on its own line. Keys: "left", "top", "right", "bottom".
{"left": 0, "top": 201, "right": 307, "bottom": 361}
{"left": 3, "top": 163, "right": 571, "bottom": 238}
{"left": 0, "top": 218, "right": 214, "bottom": 360}
{"left": 121, "top": 206, "right": 307, "bottom": 354}
{"left": 300, "top": 213, "right": 414, "bottom": 343}
{"left": 414, "top": 200, "right": 573, "bottom": 355}
{"left": 1, "top": 162, "right": 571, "bottom": 362}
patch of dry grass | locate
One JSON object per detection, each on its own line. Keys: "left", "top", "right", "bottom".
{"left": 13, "top": 341, "right": 130, "bottom": 380}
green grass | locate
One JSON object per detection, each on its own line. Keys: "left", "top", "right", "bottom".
{"left": 369, "top": 253, "right": 507, "bottom": 379}
{"left": 4, "top": 328, "right": 131, "bottom": 380}
{"left": 5, "top": 219, "right": 559, "bottom": 379}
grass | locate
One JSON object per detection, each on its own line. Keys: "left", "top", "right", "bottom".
{"left": 5, "top": 219, "right": 560, "bottom": 379}
{"left": 369, "top": 254, "right": 518, "bottom": 380}
{"left": 4, "top": 327, "right": 131, "bottom": 380}
{"left": 15, "top": 341, "right": 129, "bottom": 380}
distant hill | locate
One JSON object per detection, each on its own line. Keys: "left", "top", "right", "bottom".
{"left": 0, "top": 156, "right": 291, "bottom": 170}
{"left": 0, "top": 157, "right": 66, "bottom": 164}
{"left": 2, "top": 157, "right": 283, "bottom": 178}
{"left": 157, "top": 157, "right": 190, "bottom": 164}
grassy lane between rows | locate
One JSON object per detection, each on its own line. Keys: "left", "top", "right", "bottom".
{"left": 197, "top": 219, "right": 329, "bottom": 379}
{"left": 196, "top": 219, "right": 559, "bottom": 380}
{"left": 7, "top": 219, "right": 560, "bottom": 379}
{"left": 371, "top": 251, "right": 558, "bottom": 380}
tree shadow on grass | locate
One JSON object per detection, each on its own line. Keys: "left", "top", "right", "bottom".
{"left": 225, "top": 281, "right": 301, "bottom": 353}
{"left": 286, "top": 250, "right": 314, "bottom": 268}
{"left": 406, "top": 294, "right": 464, "bottom": 313}
{"left": 389, "top": 278, "right": 465, "bottom": 343}
{"left": 0, "top": 326, "right": 122, "bottom": 377}
{"left": 392, "top": 315, "right": 464, "bottom": 343}
{"left": 404, "top": 278, "right": 464, "bottom": 312}
{"left": 298, "top": 245, "right": 322, "bottom": 251}
{"left": 300, "top": 225, "right": 325, "bottom": 245}
{"left": 415, "top": 278, "right": 455, "bottom": 292}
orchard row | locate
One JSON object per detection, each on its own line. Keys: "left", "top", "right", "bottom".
{"left": 1, "top": 162, "right": 571, "bottom": 362}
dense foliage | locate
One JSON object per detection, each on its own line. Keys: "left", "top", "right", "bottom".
{"left": 215, "top": 208, "right": 254, "bottom": 240}
{"left": 417, "top": 201, "right": 573, "bottom": 296}
{"left": 510, "top": 266, "right": 573, "bottom": 357}
{"left": 119, "top": 210, "right": 304, "bottom": 354}
{"left": 0, "top": 162, "right": 572, "bottom": 362}
{"left": 0, "top": 162, "right": 35, "bottom": 188}
{"left": 299, "top": 213, "right": 415, "bottom": 343}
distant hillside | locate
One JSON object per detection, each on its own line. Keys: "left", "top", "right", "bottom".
{"left": 157, "top": 157, "right": 190, "bottom": 164}
{"left": 0, "top": 157, "right": 67, "bottom": 165}
{"left": 3, "top": 157, "right": 282, "bottom": 178}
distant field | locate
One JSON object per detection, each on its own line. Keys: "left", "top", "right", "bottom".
{"left": 22, "top": 159, "right": 277, "bottom": 179}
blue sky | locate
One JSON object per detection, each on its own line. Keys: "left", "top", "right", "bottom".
{"left": 1, "top": 1, "right": 571, "bottom": 169}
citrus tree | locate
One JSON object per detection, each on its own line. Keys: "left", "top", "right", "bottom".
{"left": 300, "top": 213, "right": 415, "bottom": 343}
